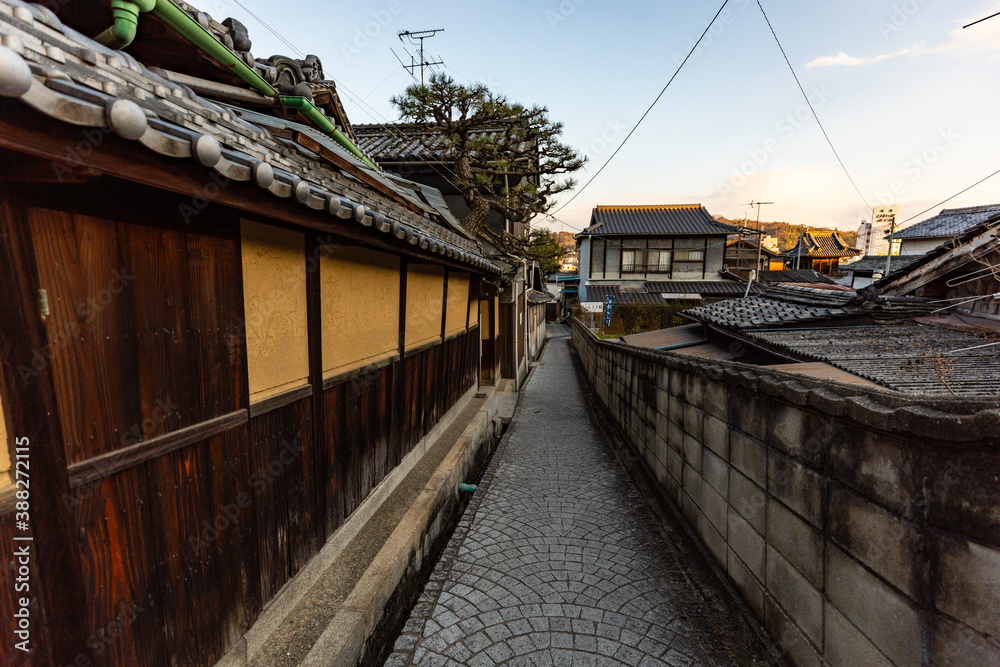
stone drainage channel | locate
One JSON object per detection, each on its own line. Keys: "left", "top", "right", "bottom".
{"left": 384, "top": 327, "right": 779, "bottom": 667}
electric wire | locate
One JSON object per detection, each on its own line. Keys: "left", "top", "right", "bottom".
{"left": 896, "top": 167, "right": 1000, "bottom": 226}
{"left": 550, "top": 0, "right": 732, "bottom": 216}
{"left": 756, "top": 0, "right": 872, "bottom": 212}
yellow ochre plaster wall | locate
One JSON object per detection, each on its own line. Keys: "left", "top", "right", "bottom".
{"left": 446, "top": 272, "right": 470, "bottom": 336}
{"left": 322, "top": 246, "right": 401, "bottom": 377}
{"left": 240, "top": 220, "right": 310, "bottom": 403}
{"left": 405, "top": 264, "right": 445, "bottom": 350}
{"left": 480, "top": 300, "right": 490, "bottom": 340}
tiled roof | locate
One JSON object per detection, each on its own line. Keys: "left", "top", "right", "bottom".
{"left": 757, "top": 270, "right": 834, "bottom": 284}
{"left": 646, "top": 281, "right": 760, "bottom": 296}
{"left": 353, "top": 123, "right": 510, "bottom": 162}
{"left": 582, "top": 205, "right": 739, "bottom": 236}
{"left": 526, "top": 290, "right": 555, "bottom": 305}
{"left": 587, "top": 285, "right": 675, "bottom": 306}
{"left": 843, "top": 255, "right": 924, "bottom": 274}
{"left": 585, "top": 280, "right": 758, "bottom": 304}
{"left": 784, "top": 231, "right": 861, "bottom": 259}
{"left": 894, "top": 205, "right": 1000, "bottom": 240}
{"left": 683, "top": 285, "right": 862, "bottom": 330}
{"left": 621, "top": 323, "right": 706, "bottom": 350}
{"left": 0, "top": 0, "right": 498, "bottom": 274}
{"left": 750, "top": 325, "right": 1000, "bottom": 395}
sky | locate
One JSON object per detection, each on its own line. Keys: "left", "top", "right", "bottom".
{"left": 198, "top": 0, "right": 1000, "bottom": 236}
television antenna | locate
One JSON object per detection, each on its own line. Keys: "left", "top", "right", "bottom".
{"left": 397, "top": 29, "right": 445, "bottom": 85}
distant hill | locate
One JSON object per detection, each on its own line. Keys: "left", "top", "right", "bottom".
{"left": 554, "top": 231, "right": 577, "bottom": 250}
{"left": 714, "top": 217, "right": 858, "bottom": 252}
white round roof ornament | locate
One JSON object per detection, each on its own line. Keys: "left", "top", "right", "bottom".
{"left": 107, "top": 99, "right": 148, "bottom": 140}
{"left": 0, "top": 46, "right": 33, "bottom": 98}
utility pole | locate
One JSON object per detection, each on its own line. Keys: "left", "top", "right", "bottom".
{"left": 397, "top": 29, "right": 445, "bottom": 85}
{"left": 747, "top": 200, "right": 773, "bottom": 283}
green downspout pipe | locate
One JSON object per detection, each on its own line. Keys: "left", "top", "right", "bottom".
{"left": 134, "top": 0, "right": 380, "bottom": 169}
{"left": 95, "top": 0, "right": 156, "bottom": 49}
{"left": 279, "top": 96, "right": 378, "bottom": 170}
{"left": 149, "top": 0, "right": 276, "bottom": 96}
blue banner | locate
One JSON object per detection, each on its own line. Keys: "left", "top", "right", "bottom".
{"left": 603, "top": 295, "right": 615, "bottom": 328}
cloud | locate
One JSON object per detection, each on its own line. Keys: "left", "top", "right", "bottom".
{"left": 806, "top": 44, "right": 926, "bottom": 69}
{"left": 807, "top": 7, "right": 1000, "bottom": 69}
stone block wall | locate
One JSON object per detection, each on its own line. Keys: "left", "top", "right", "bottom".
{"left": 571, "top": 319, "right": 1000, "bottom": 666}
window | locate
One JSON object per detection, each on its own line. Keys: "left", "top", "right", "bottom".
{"left": 674, "top": 249, "right": 705, "bottom": 262}
{"left": 622, "top": 249, "right": 672, "bottom": 273}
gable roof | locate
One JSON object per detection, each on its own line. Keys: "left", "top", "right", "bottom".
{"left": 683, "top": 284, "right": 862, "bottom": 330}
{"left": 784, "top": 231, "right": 861, "bottom": 259}
{"left": 879, "top": 217, "right": 1000, "bottom": 296}
{"left": 0, "top": 0, "right": 498, "bottom": 275}
{"left": 582, "top": 205, "right": 739, "bottom": 236}
{"left": 894, "top": 204, "right": 1000, "bottom": 240}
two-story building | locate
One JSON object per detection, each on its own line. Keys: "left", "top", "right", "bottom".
{"left": 576, "top": 205, "right": 744, "bottom": 305}
{"left": 892, "top": 204, "right": 1000, "bottom": 256}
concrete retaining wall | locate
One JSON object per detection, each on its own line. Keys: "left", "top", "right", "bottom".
{"left": 571, "top": 319, "right": 1000, "bottom": 666}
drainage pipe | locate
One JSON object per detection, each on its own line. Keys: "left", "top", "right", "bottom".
{"left": 95, "top": 0, "right": 156, "bottom": 49}
{"left": 141, "top": 0, "right": 379, "bottom": 170}
{"left": 278, "top": 95, "right": 377, "bottom": 169}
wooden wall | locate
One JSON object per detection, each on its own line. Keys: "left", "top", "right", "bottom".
{"left": 0, "top": 188, "right": 481, "bottom": 666}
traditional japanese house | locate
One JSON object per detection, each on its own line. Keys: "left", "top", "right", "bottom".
{"left": 782, "top": 230, "right": 860, "bottom": 275}
{"left": 0, "top": 1, "right": 501, "bottom": 664}
{"left": 576, "top": 205, "right": 745, "bottom": 305}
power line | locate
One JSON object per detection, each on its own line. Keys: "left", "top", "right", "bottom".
{"left": 230, "top": 0, "right": 305, "bottom": 58}
{"left": 550, "top": 0, "right": 733, "bottom": 216}
{"left": 756, "top": 0, "right": 872, "bottom": 212}
{"left": 964, "top": 11, "right": 1000, "bottom": 29}
{"left": 897, "top": 167, "right": 1000, "bottom": 226}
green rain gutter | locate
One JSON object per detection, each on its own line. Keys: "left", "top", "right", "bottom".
{"left": 278, "top": 96, "right": 378, "bottom": 169}
{"left": 139, "top": 0, "right": 380, "bottom": 170}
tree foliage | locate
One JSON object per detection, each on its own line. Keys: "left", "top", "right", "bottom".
{"left": 514, "top": 229, "right": 566, "bottom": 281}
{"left": 391, "top": 74, "right": 585, "bottom": 250}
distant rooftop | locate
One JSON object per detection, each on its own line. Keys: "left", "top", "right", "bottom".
{"left": 582, "top": 205, "right": 739, "bottom": 237}
{"left": 353, "top": 123, "right": 510, "bottom": 163}
{"left": 784, "top": 231, "right": 861, "bottom": 259}
{"left": 843, "top": 255, "right": 924, "bottom": 274}
{"left": 894, "top": 204, "right": 1000, "bottom": 240}
{"left": 750, "top": 325, "right": 1000, "bottom": 396}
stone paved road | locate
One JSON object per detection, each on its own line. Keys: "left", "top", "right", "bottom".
{"left": 386, "top": 329, "right": 768, "bottom": 666}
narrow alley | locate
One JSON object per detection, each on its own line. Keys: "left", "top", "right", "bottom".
{"left": 387, "top": 328, "right": 772, "bottom": 666}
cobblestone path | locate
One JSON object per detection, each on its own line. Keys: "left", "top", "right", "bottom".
{"left": 387, "top": 329, "right": 765, "bottom": 666}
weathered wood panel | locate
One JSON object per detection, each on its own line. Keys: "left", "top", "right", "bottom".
{"left": 30, "top": 209, "right": 141, "bottom": 465}
{"left": 206, "top": 423, "right": 262, "bottom": 653}
{"left": 247, "top": 405, "right": 292, "bottom": 604}
{"left": 74, "top": 467, "right": 166, "bottom": 667}
{"left": 147, "top": 438, "right": 226, "bottom": 667}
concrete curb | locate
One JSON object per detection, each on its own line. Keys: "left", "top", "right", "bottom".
{"left": 300, "top": 391, "right": 503, "bottom": 666}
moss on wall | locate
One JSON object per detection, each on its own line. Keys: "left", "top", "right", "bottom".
{"left": 240, "top": 220, "right": 309, "bottom": 402}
